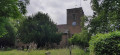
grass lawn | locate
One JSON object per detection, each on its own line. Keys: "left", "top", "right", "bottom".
{"left": 0, "top": 47, "right": 89, "bottom": 55}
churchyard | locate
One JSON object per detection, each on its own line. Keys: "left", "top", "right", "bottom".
{"left": 0, "top": 46, "right": 89, "bottom": 55}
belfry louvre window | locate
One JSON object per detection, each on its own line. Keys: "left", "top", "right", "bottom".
{"left": 72, "top": 14, "right": 76, "bottom": 20}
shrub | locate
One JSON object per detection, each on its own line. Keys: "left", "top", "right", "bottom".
{"left": 69, "top": 29, "right": 91, "bottom": 48}
{"left": 89, "top": 31, "right": 120, "bottom": 55}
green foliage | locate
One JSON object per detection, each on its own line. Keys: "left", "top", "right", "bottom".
{"left": 0, "top": 0, "right": 30, "bottom": 17}
{"left": 18, "top": 12, "right": 62, "bottom": 47}
{"left": 80, "top": 16, "right": 88, "bottom": 28}
{"left": 89, "top": 31, "right": 120, "bottom": 55}
{"left": 0, "top": 17, "right": 8, "bottom": 37}
{"left": 89, "top": 1, "right": 120, "bottom": 54}
{"left": 0, "top": 0, "right": 20, "bottom": 18}
{"left": 0, "top": 18, "right": 17, "bottom": 47}
{"left": 69, "top": 29, "right": 90, "bottom": 48}
{"left": 18, "top": 0, "right": 30, "bottom": 14}
{"left": 0, "top": 0, "right": 29, "bottom": 37}
{"left": 89, "top": 0, "right": 120, "bottom": 34}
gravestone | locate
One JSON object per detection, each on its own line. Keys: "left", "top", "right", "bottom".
{"left": 22, "top": 46, "right": 24, "bottom": 50}
{"left": 45, "top": 51, "right": 51, "bottom": 55}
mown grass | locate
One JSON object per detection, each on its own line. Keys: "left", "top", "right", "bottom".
{"left": 0, "top": 47, "right": 89, "bottom": 55}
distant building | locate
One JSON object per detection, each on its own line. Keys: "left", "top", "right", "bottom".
{"left": 57, "top": 7, "right": 84, "bottom": 47}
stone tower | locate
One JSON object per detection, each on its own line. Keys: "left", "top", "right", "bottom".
{"left": 57, "top": 7, "right": 84, "bottom": 47}
{"left": 67, "top": 7, "right": 84, "bottom": 34}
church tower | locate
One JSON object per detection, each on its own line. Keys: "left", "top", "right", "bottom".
{"left": 67, "top": 7, "right": 84, "bottom": 34}
{"left": 57, "top": 7, "right": 84, "bottom": 47}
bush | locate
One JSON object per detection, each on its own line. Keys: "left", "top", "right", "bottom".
{"left": 69, "top": 29, "right": 90, "bottom": 48}
{"left": 89, "top": 31, "right": 120, "bottom": 55}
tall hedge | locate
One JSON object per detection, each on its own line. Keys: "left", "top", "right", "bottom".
{"left": 89, "top": 31, "right": 120, "bottom": 55}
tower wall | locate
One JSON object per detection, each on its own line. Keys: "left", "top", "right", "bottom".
{"left": 67, "top": 8, "right": 84, "bottom": 34}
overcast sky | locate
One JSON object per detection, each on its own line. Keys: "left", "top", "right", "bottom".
{"left": 26, "top": 0, "right": 93, "bottom": 24}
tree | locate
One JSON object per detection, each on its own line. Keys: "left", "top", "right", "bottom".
{"left": 0, "top": 0, "right": 30, "bottom": 48}
{"left": 18, "top": 12, "right": 62, "bottom": 48}
{"left": 89, "top": 0, "right": 120, "bottom": 34}
{"left": 89, "top": 31, "right": 120, "bottom": 55}
{"left": 88, "top": 0, "right": 120, "bottom": 54}
{"left": 0, "top": 18, "right": 17, "bottom": 47}
{"left": 0, "top": 0, "right": 29, "bottom": 17}
{"left": 0, "top": 0, "right": 29, "bottom": 37}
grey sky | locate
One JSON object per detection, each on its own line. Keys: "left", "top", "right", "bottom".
{"left": 26, "top": 0, "right": 93, "bottom": 24}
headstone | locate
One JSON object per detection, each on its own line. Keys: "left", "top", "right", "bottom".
{"left": 22, "top": 46, "right": 24, "bottom": 50}
{"left": 45, "top": 51, "right": 51, "bottom": 55}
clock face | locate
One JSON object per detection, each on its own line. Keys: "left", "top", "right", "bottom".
{"left": 72, "top": 22, "right": 76, "bottom": 26}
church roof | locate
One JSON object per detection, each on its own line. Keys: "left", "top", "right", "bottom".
{"left": 57, "top": 24, "right": 68, "bottom": 33}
